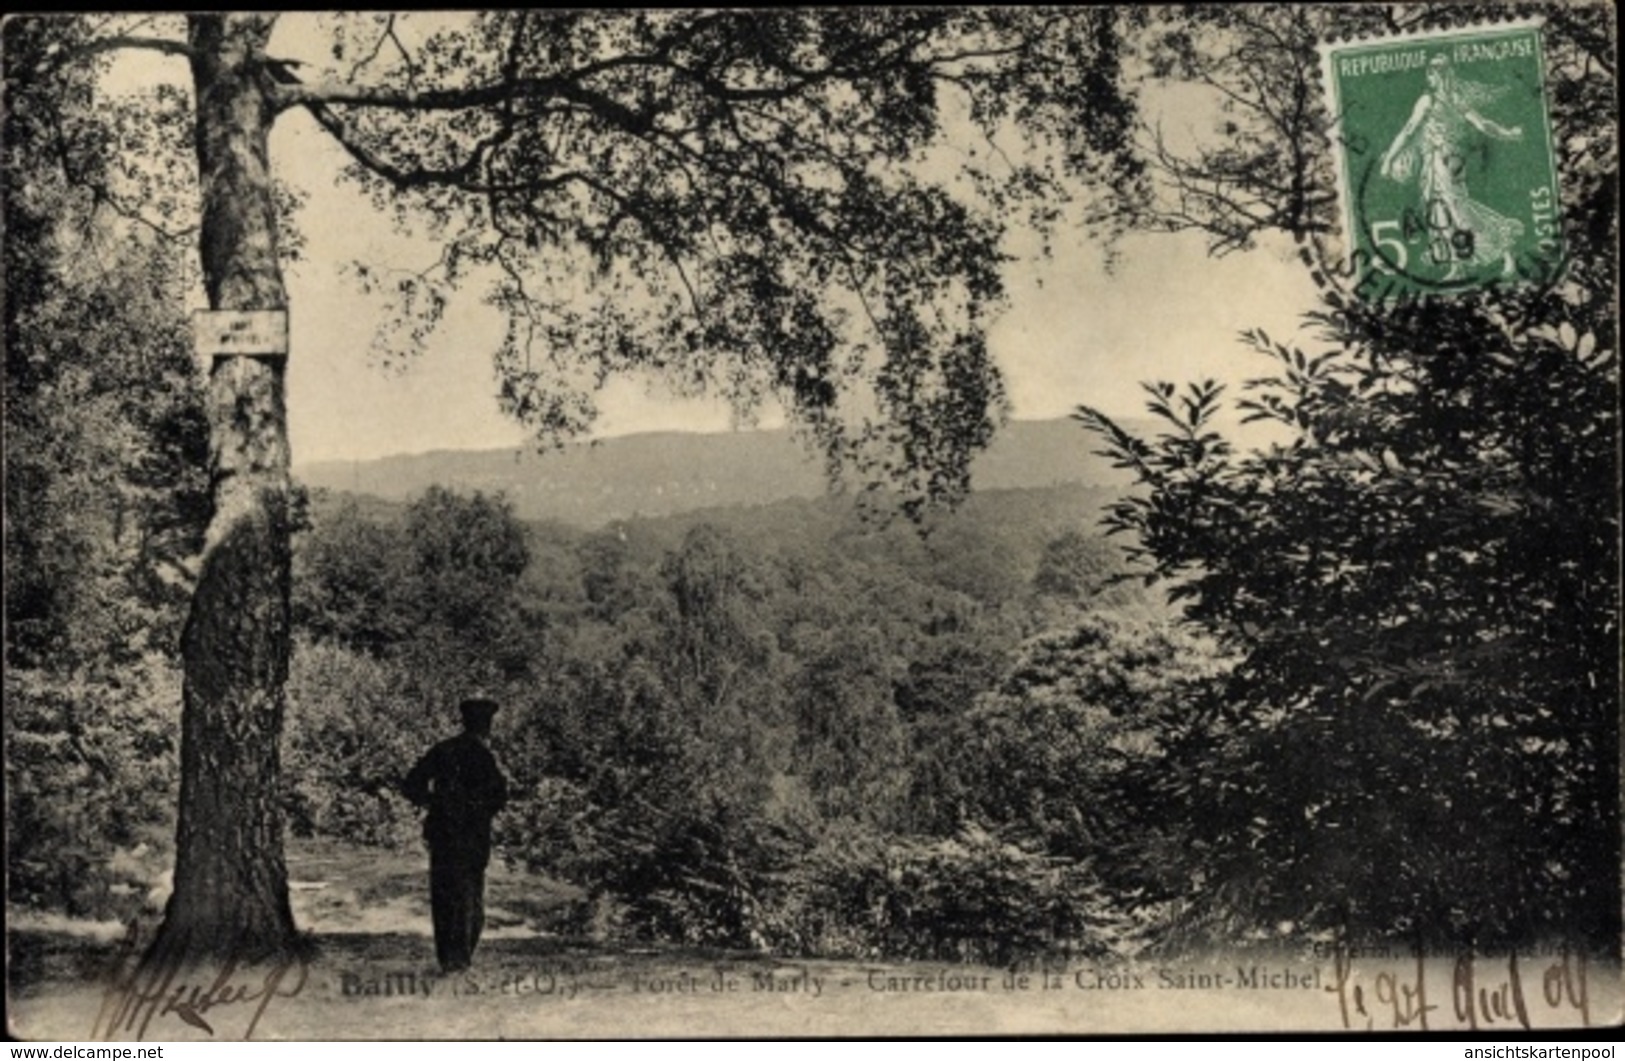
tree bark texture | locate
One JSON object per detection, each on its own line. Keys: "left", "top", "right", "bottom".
{"left": 153, "top": 13, "right": 298, "bottom": 962}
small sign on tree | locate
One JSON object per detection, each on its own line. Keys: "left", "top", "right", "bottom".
{"left": 194, "top": 309, "right": 289, "bottom": 357}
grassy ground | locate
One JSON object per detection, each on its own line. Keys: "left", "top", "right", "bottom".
{"left": 8, "top": 837, "right": 1621, "bottom": 1039}
{"left": 280, "top": 835, "right": 583, "bottom": 940}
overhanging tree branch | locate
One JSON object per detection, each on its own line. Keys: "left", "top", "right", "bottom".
{"left": 48, "top": 34, "right": 196, "bottom": 65}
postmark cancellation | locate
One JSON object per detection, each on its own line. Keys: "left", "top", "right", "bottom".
{"left": 1321, "top": 20, "right": 1564, "bottom": 299}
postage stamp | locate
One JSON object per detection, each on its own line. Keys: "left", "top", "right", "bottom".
{"left": 1321, "top": 21, "right": 1563, "bottom": 299}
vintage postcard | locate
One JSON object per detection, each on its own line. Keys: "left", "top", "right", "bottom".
{"left": 5, "top": 7, "right": 1620, "bottom": 1040}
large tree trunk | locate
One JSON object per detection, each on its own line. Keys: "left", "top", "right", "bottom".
{"left": 151, "top": 13, "right": 298, "bottom": 964}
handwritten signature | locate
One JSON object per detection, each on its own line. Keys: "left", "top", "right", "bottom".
{"left": 92, "top": 945, "right": 308, "bottom": 1041}
{"left": 1329, "top": 943, "right": 1591, "bottom": 1031}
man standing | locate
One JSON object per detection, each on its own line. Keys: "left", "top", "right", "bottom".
{"left": 403, "top": 696, "right": 509, "bottom": 972}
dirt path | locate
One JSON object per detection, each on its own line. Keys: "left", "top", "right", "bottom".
{"left": 0, "top": 937, "right": 1369, "bottom": 1039}
{"left": 13, "top": 931, "right": 1620, "bottom": 1039}
{"left": 9, "top": 839, "right": 1620, "bottom": 1038}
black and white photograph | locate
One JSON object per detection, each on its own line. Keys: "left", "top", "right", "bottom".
{"left": 4, "top": 7, "right": 1619, "bottom": 1039}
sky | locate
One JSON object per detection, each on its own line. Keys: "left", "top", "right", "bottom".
{"left": 106, "top": 14, "right": 1327, "bottom": 466}
{"left": 275, "top": 117, "right": 1322, "bottom": 465}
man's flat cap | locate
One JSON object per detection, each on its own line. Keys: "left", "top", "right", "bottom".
{"left": 460, "top": 697, "right": 500, "bottom": 724}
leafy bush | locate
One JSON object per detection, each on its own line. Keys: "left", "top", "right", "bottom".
{"left": 957, "top": 614, "right": 1231, "bottom": 857}
{"left": 1076, "top": 3, "right": 1619, "bottom": 952}
{"left": 5, "top": 659, "right": 179, "bottom": 918}
{"left": 283, "top": 639, "right": 428, "bottom": 848}
{"left": 1083, "top": 329, "right": 1617, "bottom": 949}
{"left": 766, "top": 824, "right": 1123, "bottom": 964}
{"left": 499, "top": 653, "right": 800, "bottom": 950}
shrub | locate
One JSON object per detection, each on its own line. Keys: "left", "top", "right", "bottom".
{"left": 5, "top": 658, "right": 179, "bottom": 918}
{"left": 767, "top": 824, "right": 1125, "bottom": 964}
{"left": 283, "top": 639, "right": 429, "bottom": 848}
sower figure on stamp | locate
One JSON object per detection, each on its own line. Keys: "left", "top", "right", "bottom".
{"left": 1380, "top": 54, "right": 1525, "bottom": 280}
{"left": 403, "top": 696, "right": 509, "bottom": 973}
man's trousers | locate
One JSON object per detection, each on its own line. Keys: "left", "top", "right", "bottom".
{"left": 429, "top": 852, "right": 487, "bottom": 972}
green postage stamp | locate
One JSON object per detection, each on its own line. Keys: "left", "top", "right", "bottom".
{"left": 1321, "top": 21, "right": 1562, "bottom": 299}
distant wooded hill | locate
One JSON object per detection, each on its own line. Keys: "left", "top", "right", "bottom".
{"left": 295, "top": 416, "right": 1136, "bottom": 527}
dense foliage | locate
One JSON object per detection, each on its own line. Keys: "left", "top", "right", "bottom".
{"left": 1079, "top": 4, "right": 1618, "bottom": 950}
{"left": 7, "top": 10, "right": 1151, "bottom": 961}
{"left": 4, "top": 18, "right": 207, "bottom": 915}
{"left": 275, "top": 485, "right": 1190, "bottom": 956}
